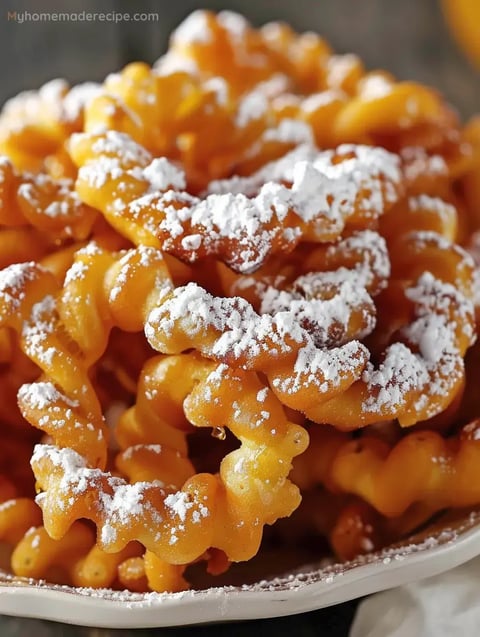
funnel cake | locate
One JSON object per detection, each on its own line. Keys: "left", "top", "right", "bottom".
{"left": 0, "top": 9, "right": 478, "bottom": 595}
{"left": 26, "top": 132, "right": 476, "bottom": 580}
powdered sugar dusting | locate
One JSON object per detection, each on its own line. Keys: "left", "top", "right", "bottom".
{"left": 18, "top": 382, "right": 79, "bottom": 411}
{"left": 209, "top": 143, "right": 401, "bottom": 203}
{"left": 362, "top": 270, "right": 475, "bottom": 418}
{"left": 20, "top": 294, "right": 59, "bottom": 367}
{"left": 326, "top": 54, "right": 360, "bottom": 89}
{"left": 145, "top": 282, "right": 307, "bottom": 363}
{"left": 31, "top": 445, "right": 211, "bottom": 550}
{"left": 360, "top": 74, "right": 393, "bottom": 100}
{"left": 301, "top": 89, "right": 346, "bottom": 113}
{"left": 261, "top": 119, "right": 313, "bottom": 145}
{"left": 0, "top": 262, "right": 40, "bottom": 316}
{"left": 0, "top": 79, "right": 67, "bottom": 129}
{"left": 33, "top": 444, "right": 163, "bottom": 524}
{"left": 164, "top": 491, "right": 209, "bottom": 524}
{"left": 144, "top": 144, "right": 400, "bottom": 273}
{"left": 62, "top": 82, "right": 102, "bottom": 123}
{"left": 401, "top": 147, "right": 448, "bottom": 183}
{"left": 235, "top": 91, "right": 268, "bottom": 128}
{"left": 77, "top": 131, "right": 186, "bottom": 198}
{"left": 171, "top": 10, "right": 212, "bottom": 45}
{"left": 261, "top": 277, "right": 375, "bottom": 347}
{"left": 143, "top": 158, "right": 186, "bottom": 192}
{"left": 76, "top": 132, "right": 402, "bottom": 273}
{"left": 271, "top": 340, "right": 369, "bottom": 396}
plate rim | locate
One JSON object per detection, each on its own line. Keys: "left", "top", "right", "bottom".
{"left": 1, "top": 515, "right": 480, "bottom": 628}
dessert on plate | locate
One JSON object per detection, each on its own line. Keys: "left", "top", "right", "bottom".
{"left": 0, "top": 9, "right": 479, "bottom": 594}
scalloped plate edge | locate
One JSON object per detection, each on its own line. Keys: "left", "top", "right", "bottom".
{"left": 0, "top": 519, "right": 480, "bottom": 628}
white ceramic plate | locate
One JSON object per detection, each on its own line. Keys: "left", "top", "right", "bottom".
{"left": 0, "top": 510, "right": 480, "bottom": 628}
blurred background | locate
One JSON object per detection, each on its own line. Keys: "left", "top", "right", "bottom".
{"left": 0, "top": 0, "right": 478, "bottom": 116}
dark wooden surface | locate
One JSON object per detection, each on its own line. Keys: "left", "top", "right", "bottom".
{"left": 0, "top": 2, "right": 478, "bottom": 635}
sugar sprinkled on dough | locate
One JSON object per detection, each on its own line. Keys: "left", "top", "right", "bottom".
{"left": 147, "top": 144, "right": 400, "bottom": 272}
{"left": 77, "top": 130, "right": 402, "bottom": 273}
{"left": 18, "top": 382, "right": 79, "bottom": 411}
{"left": 145, "top": 281, "right": 308, "bottom": 362}
{"left": 164, "top": 491, "right": 209, "bottom": 524}
{"left": 361, "top": 271, "right": 475, "bottom": 417}
{"left": 32, "top": 445, "right": 211, "bottom": 548}
{"left": 271, "top": 340, "right": 369, "bottom": 395}
{"left": 235, "top": 90, "right": 268, "bottom": 127}
{"left": 0, "top": 262, "right": 40, "bottom": 316}
{"left": 170, "top": 10, "right": 213, "bottom": 45}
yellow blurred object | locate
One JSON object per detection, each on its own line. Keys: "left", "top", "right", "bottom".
{"left": 442, "top": 0, "right": 480, "bottom": 68}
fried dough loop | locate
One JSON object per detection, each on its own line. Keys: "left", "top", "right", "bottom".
{"left": 0, "top": 244, "right": 176, "bottom": 468}
{"left": 69, "top": 130, "right": 403, "bottom": 273}
{"left": 32, "top": 353, "right": 308, "bottom": 564}
{"left": 0, "top": 8, "right": 478, "bottom": 593}
{"left": 0, "top": 156, "right": 97, "bottom": 242}
{"left": 292, "top": 414, "right": 480, "bottom": 522}
{"left": 0, "top": 78, "right": 101, "bottom": 172}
